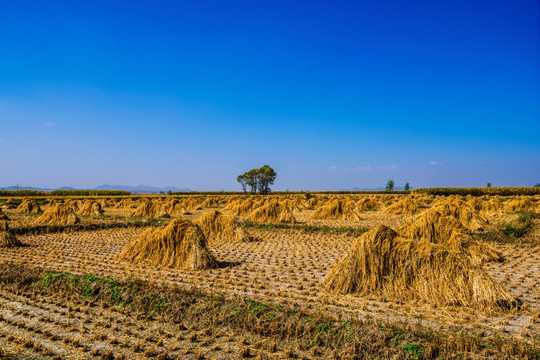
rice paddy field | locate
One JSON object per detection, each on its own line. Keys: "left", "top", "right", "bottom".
{"left": 0, "top": 192, "right": 539, "bottom": 359}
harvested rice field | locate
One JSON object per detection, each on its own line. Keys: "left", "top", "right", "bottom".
{"left": 0, "top": 193, "right": 539, "bottom": 359}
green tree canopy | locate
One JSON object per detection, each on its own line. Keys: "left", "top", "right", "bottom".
{"left": 386, "top": 179, "right": 395, "bottom": 191}
{"left": 237, "top": 165, "right": 277, "bottom": 194}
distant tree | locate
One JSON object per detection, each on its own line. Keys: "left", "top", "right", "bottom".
{"left": 256, "top": 165, "right": 277, "bottom": 195}
{"left": 386, "top": 179, "right": 395, "bottom": 191}
{"left": 245, "top": 169, "right": 259, "bottom": 193}
{"left": 535, "top": 183, "right": 540, "bottom": 187}
{"left": 237, "top": 175, "right": 247, "bottom": 193}
{"left": 487, "top": 182, "right": 492, "bottom": 187}
{"left": 237, "top": 165, "right": 277, "bottom": 194}
{"left": 404, "top": 182, "right": 410, "bottom": 191}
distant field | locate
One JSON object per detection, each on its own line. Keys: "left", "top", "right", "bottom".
{"left": 0, "top": 193, "right": 538, "bottom": 359}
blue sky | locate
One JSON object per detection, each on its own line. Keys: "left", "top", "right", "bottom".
{"left": 1, "top": 1, "right": 539, "bottom": 190}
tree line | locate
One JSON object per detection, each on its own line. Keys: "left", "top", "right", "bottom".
{"left": 237, "top": 165, "right": 277, "bottom": 194}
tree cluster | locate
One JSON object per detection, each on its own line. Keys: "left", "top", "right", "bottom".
{"left": 237, "top": 165, "right": 277, "bottom": 194}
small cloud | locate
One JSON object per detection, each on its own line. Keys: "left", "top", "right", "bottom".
{"left": 480, "top": 160, "right": 486, "bottom": 165}
{"left": 0, "top": 138, "right": 4, "bottom": 142}
{"left": 429, "top": 161, "right": 440, "bottom": 166}
{"left": 43, "top": 122, "right": 56, "bottom": 127}
{"left": 329, "top": 165, "right": 338, "bottom": 170}
{"left": 376, "top": 165, "right": 398, "bottom": 170}
{"left": 355, "top": 166, "right": 372, "bottom": 171}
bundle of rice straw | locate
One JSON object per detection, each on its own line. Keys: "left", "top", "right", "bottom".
{"left": 163, "top": 199, "right": 187, "bottom": 216}
{"left": 384, "top": 196, "right": 422, "bottom": 215}
{"left": 37, "top": 203, "right": 80, "bottom": 226}
{"left": 311, "top": 199, "right": 361, "bottom": 221}
{"left": 399, "top": 210, "right": 501, "bottom": 264}
{"left": 119, "top": 219, "right": 218, "bottom": 270}
{"left": 115, "top": 198, "right": 136, "bottom": 209}
{"left": 356, "top": 197, "right": 382, "bottom": 211}
{"left": 77, "top": 200, "right": 104, "bottom": 216}
{"left": 130, "top": 199, "right": 170, "bottom": 218}
{"left": 323, "top": 225, "right": 515, "bottom": 308}
{"left": 247, "top": 200, "right": 296, "bottom": 224}
{"left": 0, "top": 221, "right": 23, "bottom": 248}
{"left": 194, "top": 210, "right": 254, "bottom": 244}
{"left": 17, "top": 199, "right": 42, "bottom": 214}
{"left": 503, "top": 198, "right": 538, "bottom": 213}
{"left": 0, "top": 208, "right": 8, "bottom": 220}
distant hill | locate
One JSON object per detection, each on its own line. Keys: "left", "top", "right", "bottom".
{"left": 93, "top": 184, "right": 193, "bottom": 193}
{"left": 1, "top": 184, "right": 193, "bottom": 194}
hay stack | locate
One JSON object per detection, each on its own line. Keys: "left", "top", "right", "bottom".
{"left": 225, "top": 198, "right": 256, "bottom": 217}
{"left": 131, "top": 200, "right": 170, "bottom": 218}
{"left": 63, "top": 199, "right": 80, "bottom": 212}
{"left": 311, "top": 199, "right": 361, "bottom": 221}
{"left": 466, "top": 198, "right": 502, "bottom": 217}
{"left": 0, "top": 208, "right": 8, "bottom": 220}
{"left": 0, "top": 221, "right": 23, "bottom": 248}
{"left": 47, "top": 199, "right": 58, "bottom": 207}
{"left": 194, "top": 210, "right": 254, "bottom": 243}
{"left": 425, "top": 199, "right": 488, "bottom": 232}
{"left": 17, "top": 199, "right": 42, "bottom": 214}
{"left": 356, "top": 197, "right": 381, "bottom": 211}
{"left": 119, "top": 219, "right": 218, "bottom": 270}
{"left": 37, "top": 204, "right": 80, "bottom": 226}
{"left": 504, "top": 198, "right": 537, "bottom": 213}
{"left": 115, "top": 198, "right": 136, "bottom": 209}
{"left": 247, "top": 200, "right": 296, "bottom": 224}
{"left": 323, "top": 225, "right": 515, "bottom": 308}
{"left": 164, "top": 199, "right": 186, "bottom": 217}
{"left": 201, "top": 196, "right": 221, "bottom": 208}
{"left": 77, "top": 200, "right": 104, "bottom": 216}
{"left": 384, "top": 196, "right": 422, "bottom": 215}
{"left": 400, "top": 211, "right": 501, "bottom": 264}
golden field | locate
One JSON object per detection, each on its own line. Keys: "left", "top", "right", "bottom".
{"left": 0, "top": 193, "right": 538, "bottom": 359}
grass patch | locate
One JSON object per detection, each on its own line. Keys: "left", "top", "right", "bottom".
{"left": 243, "top": 220, "right": 369, "bottom": 237}
{"left": 0, "top": 262, "right": 537, "bottom": 359}
{"left": 477, "top": 212, "right": 537, "bottom": 246}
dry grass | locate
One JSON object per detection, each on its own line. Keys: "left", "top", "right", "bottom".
{"left": 193, "top": 210, "right": 254, "bottom": 244}
{"left": 0, "top": 208, "right": 8, "bottom": 220}
{"left": 115, "top": 198, "right": 136, "bottom": 209}
{"left": 130, "top": 199, "right": 170, "bottom": 218}
{"left": 311, "top": 199, "right": 361, "bottom": 221}
{"left": 0, "top": 221, "right": 23, "bottom": 247}
{"left": 77, "top": 200, "right": 104, "bottom": 216}
{"left": 119, "top": 219, "right": 218, "bottom": 270}
{"left": 246, "top": 200, "right": 296, "bottom": 224}
{"left": 323, "top": 225, "right": 516, "bottom": 308}
{"left": 36, "top": 204, "right": 80, "bottom": 226}
{"left": 399, "top": 209, "right": 502, "bottom": 264}
{"left": 384, "top": 196, "right": 422, "bottom": 215}
{"left": 16, "top": 199, "right": 42, "bottom": 214}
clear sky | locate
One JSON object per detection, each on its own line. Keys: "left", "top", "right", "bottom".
{"left": 1, "top": 1, "right": 539, "bottom": 191}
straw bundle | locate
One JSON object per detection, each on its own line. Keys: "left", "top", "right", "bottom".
{"left": 77, "top": 200, "right": 104, "bottom": 216}
{"left": 37, "top": 203, "right": 80, "bottom": 226}
{"left": 0, "top": 221, "right": 23, "bottom": 248}
{"left": 131, "top": 199, "right": 170, "bottom": 218}
{"left": 194, "top": 210, "right": 254, "bottom": 243}
{"left": 311, "top": 199, "right": 361, "bottom": 221}
{"left": 115, "top": 198, "right": 136, "bottom": 209}
{"left": 119, "top": 219, "right": 218, "bottom": 270}
{"left": 323, "top": 225, "right": 515, "bottom": 308}
{"left": 384, "top": 196, "right": 422, "bottom": 215}
{"left": 0, "top": 208, "right": 8, "bottom": 220}
{"left": 17, "top": 199, "right": 42, "bottom": 214}
{"left": 247, "top": 200, "right": 296, "bottom": 224}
